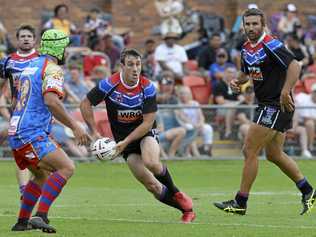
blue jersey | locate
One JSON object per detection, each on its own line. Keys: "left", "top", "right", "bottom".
{"left": 8, "top": 55, "right": 65, "bottom": 149}
{"left": 0, "top": 51, "right": 39, "bottom": 101}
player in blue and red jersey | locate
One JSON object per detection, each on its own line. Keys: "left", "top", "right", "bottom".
{"left": 80, "top": 48, "right": 196, "bottom": 223}
{"left": 10, "top": 29, "right": 90, "bottom": 233}
{"left": 214, "top": 8, "right": 316, "bottom": 215}
{"left": 0, "top": 25, "right": 39, "bottom": 198}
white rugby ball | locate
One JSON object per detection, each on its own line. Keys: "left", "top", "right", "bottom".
{"left": 91, "top": 137, "right": 116, "bottom": 160}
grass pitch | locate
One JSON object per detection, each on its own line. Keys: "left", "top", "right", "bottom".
{"left": 0, "top": 159, "right": 316, "bottom": 237}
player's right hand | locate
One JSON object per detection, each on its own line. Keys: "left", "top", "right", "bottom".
{"left": 230, "top": 79, "right": 241, "bottom": 93}
{"left": 72, "top": 125, "right": 92, "bottom": 146}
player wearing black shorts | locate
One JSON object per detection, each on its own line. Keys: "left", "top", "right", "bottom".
{"left": 80, "top": 48, "right": 196, "bottom": 223}
{"left": 214, "top": 8, "right": 316, "bottom": 215}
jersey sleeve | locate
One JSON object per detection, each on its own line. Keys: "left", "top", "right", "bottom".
{"left": 142, "top": 82, "right": 157, "bottom": 114}
{"left": 265, "top": 39, "right": 294, "bottom": 69}
{"left": 42, "top": 62, "right": 64, "bottom": 99}
{"left": 86, "top": 77, "right": 113, "bottom": 106}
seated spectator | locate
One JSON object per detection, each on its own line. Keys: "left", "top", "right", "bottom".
{"left": 142, "top": 38, "right": 156, "bottom": 80}
{"left": 84, "top": 8, "right": 110, "bottom": 46}
{"left": 277, "top": 3, "right": 300, "bottom": 37}
{"left": 209, "top": 48, "right": 235, "bottom": 88}
{"left": 197, "top": 33, "right": 222, "bottom": 77}
{"left": 86, "top": 65, "right": 111, "bottom": 88}
{"left": 176, "top": 86, "right": 213, "bottom": 156}
{"left": 213, "top": 66, "right": 243, "bottom": 139}
{"left": 50, "top": 121, "right": 88, "bottom": 158}
{"left": 288, "top": 112, "right": 312, "bottom": 158}
{"left": 156, "top": 113, "right": 186, "bottom": 158}
{"left": 236, "top": 86, "right": 255, "bottom": 139}
{"left": 103, "top": 34, "right": 120, "bottom": 72}
{"left": 295, "top": 84, "right": 316, "bottom": 152}
{"left": 157, "top": 71, "right": 196, "bottom": 156}
{"left": 83, "top": 37, "right": 111, "bottom": 77}
{"left": 285, "top": 33, "right": 313, "bottom": 75}
{"left": 43, "top": 4, "right": 80, "bottom": 46}
{"left": 154, "top": 32, "right": 188, "bottom": 81}
{"left": 64, "top": 65, "right": 89, "bottom": 103}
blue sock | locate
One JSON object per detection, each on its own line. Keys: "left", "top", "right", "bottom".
{"left": 296, "top": 177, "right": 313, "bottom": 195}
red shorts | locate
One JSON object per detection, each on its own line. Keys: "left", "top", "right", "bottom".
{"left": 13, "top": 143, "right": 40, "bottom": 170}
{"left": 12, "top": 135, "right": 59, "bottom": 170}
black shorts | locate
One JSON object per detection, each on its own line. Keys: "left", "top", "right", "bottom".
{"left": 253, "top": 105, "right": 294, "bottom": 133}
{"left": 122, "top": 129, "right": 159, "bottom": 160}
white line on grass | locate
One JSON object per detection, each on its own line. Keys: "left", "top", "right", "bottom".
{"left": 0, "top": 214, "right": 315, "bottom": 230}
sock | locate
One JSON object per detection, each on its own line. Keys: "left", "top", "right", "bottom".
{"left": 37, "top": 172, "right": 66, "bottom": 215}
{"left": 296, "top": 177, "right": 313, "bottom": 195}
{"left": 19, "top": 185, "right": 26, "bottom": 195}
{"left": 18, "top": 181, "right": 41, "bottom": 222}
{"left": 154, "top": 165, "right": 179, "bottom": 195}
{"left": 235, "top": 191, "right": 248, "bottom": 208}
{"left": 155, "top": 185, "right": 184, "bottom": 212}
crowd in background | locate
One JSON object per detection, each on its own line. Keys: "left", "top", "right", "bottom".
{"left": 1, "top": 2, "right": 316, "bottom": 158}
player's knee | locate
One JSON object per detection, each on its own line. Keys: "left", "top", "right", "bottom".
{"left": 144, "top": 181, "right": 160, "bottom": 194}
{"left": 60, "top": 160, "right": 76, "bottom": 179}
{"left": 143, "top": 160, "right": 161, "bottom": 174}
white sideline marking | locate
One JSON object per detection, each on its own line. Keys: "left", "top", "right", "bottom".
{"left": 0, "top": 214, "right": 315, "bottom": 229}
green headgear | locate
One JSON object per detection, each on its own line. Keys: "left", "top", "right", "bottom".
{"left": 40, "top": 29, "right": 69, "bottom": 61}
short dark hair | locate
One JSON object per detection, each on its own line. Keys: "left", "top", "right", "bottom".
{"left": 120, "top": 48, "right": 142, "bottom": 65}
{"left": 145, "top": 38, "right": 155, "bottom": 45}
{"left": 210, "top": 32, "right": 221, "bottom": 39}
{"left": 16, "top": 25, "right": 36, "bottom": 39}
{"left": 54, "top": 4, "right": 68, "bottom": 17}
{"left": 242, "top": 8, "right": 265, "bottom": 26}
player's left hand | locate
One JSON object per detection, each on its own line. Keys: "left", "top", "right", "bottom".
{"left": 280, "top": 90, "right": 295, "bottom": 112}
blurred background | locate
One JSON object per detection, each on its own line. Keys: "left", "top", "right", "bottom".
{"left": 1, "top": 0, "right": 316, "bottom": 160}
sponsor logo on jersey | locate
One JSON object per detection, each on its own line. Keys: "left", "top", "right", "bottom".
{"left": 21, "top": 67, "right": 39, "bottom": 76}
{"left": 117, "top": 109, "right": 142, "bottom": 123}
{"left": 248, "top": 66, "right": 263, "bottom": 81}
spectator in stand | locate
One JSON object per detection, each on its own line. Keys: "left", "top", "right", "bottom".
{"left": 288, "top": 112, "right": 313, "bottom": 158}
{"left": 0, "top": 20, "right": 14, "bottom": 58}
{"left": 277, "top": 3, "right": 300, "bottom": 38}
{"left": 64, "top": 65, "right": 89, "bottom": 104}
{"left": 86, "top": 65, "right": 111, "bottom": 88}
{"left": 156, "top": 70, "right": 195, "bottom": 156}
{"left": 43, "top": 4, "right": 80, "bottom": 46}
{"left": 197, "top": 33, "right": 222, "bottom": 77}
{"left": 209, "top": 48, "right": 235, "bottom": 89}
{"left": 295, "top": 84, "right": 316, "bottom": 153}
{"left": 142, "top": 38, "right": 156, "bottom": 80}
{"left": 154, "top": 32, "right": 188, "bottom": 81}
{"left": 103, "top": 34, "right": 120, "bottom": 72}
{"left": 285, "top": 33, "right": 313, "bottom": 75}
{"left": 84, "top": 37, "right": 110, "bottom": 78}
{"left": 156, "top": 113, "right": 186, "bottom": 158}
{"left": 213, "top": 66, "right": 243, "bottom": 139}
{"left": 236, "top": 85, "right": 255, "bottom": 140}
{"left": 84, "top": 8, "right": 110, "bottom": 46}
{"left": 176, "top": 86, "right": 213, "bottom": 157}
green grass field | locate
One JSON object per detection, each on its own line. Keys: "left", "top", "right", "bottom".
{"left": 0, "top": 160, "right": 316, "bottom": 237}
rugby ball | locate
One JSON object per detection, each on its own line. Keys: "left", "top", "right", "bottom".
{"left": 91, "top": 137, "right": 116, "bottom": 160}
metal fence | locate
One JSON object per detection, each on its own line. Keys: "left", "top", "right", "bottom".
{"left": 1, "top": 104, "right": 316, "bottom": 161}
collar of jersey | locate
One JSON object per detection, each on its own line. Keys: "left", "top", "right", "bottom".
{"left": 120, "top": 72, "right": 139, "bottom": 89}
{"left": 250, "top": 31, "right": 266, "bottom": 48}
{"left": 16, "top": 48, "right": 36, "bottom": 57}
